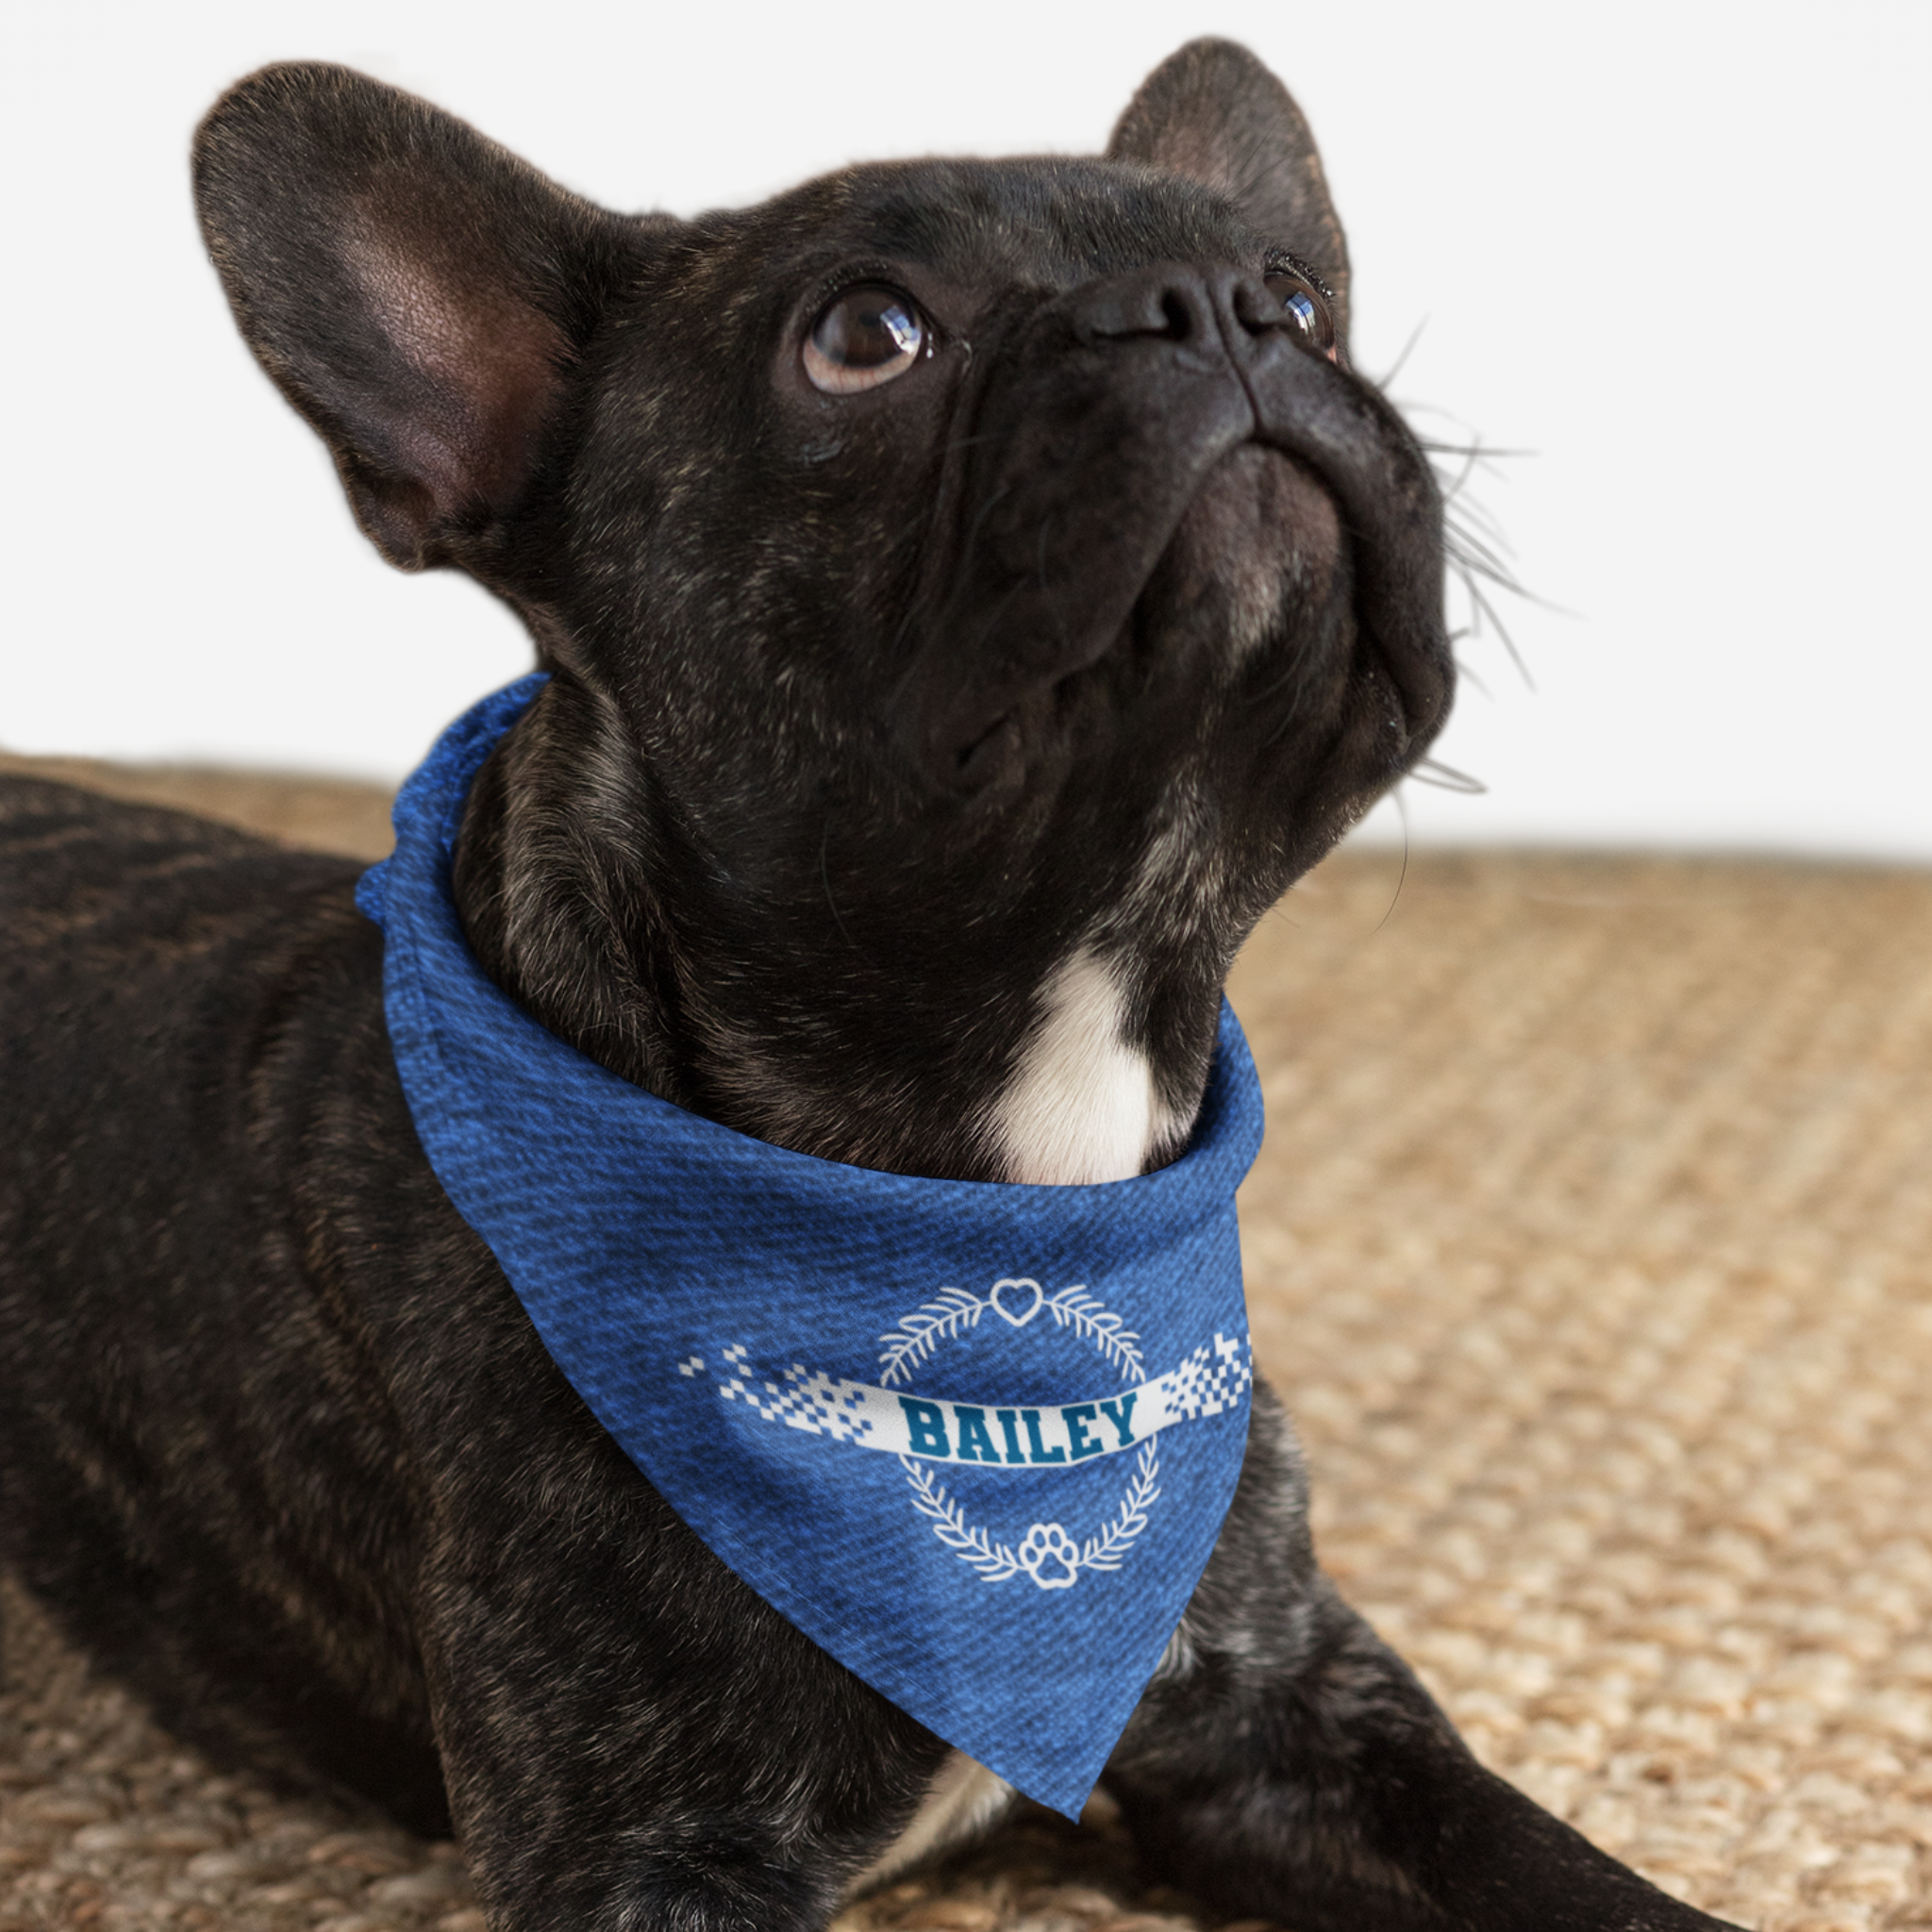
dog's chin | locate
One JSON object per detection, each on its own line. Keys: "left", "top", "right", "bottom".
{"left": 1128, "top": 438, "right": 1352, "bottom": 703}
{"left": 1147, "top": 441, "right": 1347, "bottom": 673}
{"left": 944, "top": 445, "right": 1362, "bottom": 798}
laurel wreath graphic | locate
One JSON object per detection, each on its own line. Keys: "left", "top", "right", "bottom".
{"left": 900, "top": 1441, "right": 1161, "bottom": 1590}
{"left": 883, "top": 1274, "right": 1158, "bottom": 1590}
{"left": 875, "top": 1287, "right": 987, "bottom": 1387}
{"left": 1043, "top": 1288, "right": 1145, "bottom": 1384}
{"left": 877, "top": 1282, "right": 1144, "bottom": 1388}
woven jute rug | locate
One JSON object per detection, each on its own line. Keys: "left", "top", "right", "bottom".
{"left": 5, "top": 754, "right": 1931, "bottom": 1932}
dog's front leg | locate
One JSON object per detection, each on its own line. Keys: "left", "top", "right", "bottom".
{"left": 406, "top": 1428, "right": 952, "bottom": 1931}
{"left": 1104, "top": 1388, "right": 1740, "bottom": 1932}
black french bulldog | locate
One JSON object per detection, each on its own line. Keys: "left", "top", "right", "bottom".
{"left": 0, "top": 40, "right": 1738, "bottom": 1932}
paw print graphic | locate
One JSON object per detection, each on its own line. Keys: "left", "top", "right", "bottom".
{"left": 1016, "top": 1523, "right": 1080, "bottom": 1591}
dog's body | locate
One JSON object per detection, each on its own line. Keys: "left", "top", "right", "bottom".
{"left": 0, "top": 42, "right": 1735, "bottom": 1931}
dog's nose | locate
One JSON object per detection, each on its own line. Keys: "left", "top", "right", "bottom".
{"left": 1069, "top": 265, "right": 1308, "bottom": 361}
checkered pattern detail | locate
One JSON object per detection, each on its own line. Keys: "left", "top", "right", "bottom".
{"left": 708, "top": 1345, "right": 878, "bottom": 1445}
{"left": 1159, "top": 1332, "right": 1251, "bottom": 1422}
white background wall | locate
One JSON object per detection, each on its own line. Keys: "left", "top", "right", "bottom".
{"left": 4, "top": 1, "right": 1927, "bottom": 855}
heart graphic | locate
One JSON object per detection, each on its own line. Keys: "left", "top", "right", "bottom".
{"left": 989, "top": 1277, "right": 1044, "bottom": 1328}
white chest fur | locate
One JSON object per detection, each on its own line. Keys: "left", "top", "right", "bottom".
{"left": 986, "top": 948, "right": 1181, "bottom": 1186}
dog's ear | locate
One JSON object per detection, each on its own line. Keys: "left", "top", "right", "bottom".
{"left": 194, "top": 63, "right": 641, "bottom": 570}
{"left": 1108, "top": 39, "right": 1350, "bottom": 347}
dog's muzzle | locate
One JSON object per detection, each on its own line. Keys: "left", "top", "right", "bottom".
{"left": 891, "top": 263, "right": 1451, "bottom": 792}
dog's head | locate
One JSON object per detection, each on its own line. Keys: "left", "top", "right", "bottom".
{"left": 194, "top": 42, "right": 1450, "bottom": 1181}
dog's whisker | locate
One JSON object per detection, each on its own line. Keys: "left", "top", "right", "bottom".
{"left": 1369, "top": 314, "right": 1429, "bottom": 391}
{"left": 1371, "top": 791, "right": 1412, "bottom": 933}
{"left": 1410, "top": 756, "right": 1487, "bottom": 794}
{"left": 818, "top": 824, "right": 862, "bottom": 955}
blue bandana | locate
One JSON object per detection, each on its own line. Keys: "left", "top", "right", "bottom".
{"left": 357, "top": 677, "right": 1265, "bottom": 1818}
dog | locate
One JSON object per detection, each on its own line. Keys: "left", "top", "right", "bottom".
{"left": 0, "top": 40, "right": 1739, "bottom": 1932}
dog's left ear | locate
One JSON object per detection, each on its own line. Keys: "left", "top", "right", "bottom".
{"left": 1108, "top": 39, "right": 1351, "bottom": 348}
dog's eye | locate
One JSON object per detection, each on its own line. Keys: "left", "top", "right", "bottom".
{"left": 804, "top": 287, "right": 926, "bottom": 394}
{"left": 1264, "top": 269, "right": 1338, "bottom": 360}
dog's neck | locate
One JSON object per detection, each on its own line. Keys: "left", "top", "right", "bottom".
{"left": 449, "top": 680, "right": 1214, "bottom": 1187}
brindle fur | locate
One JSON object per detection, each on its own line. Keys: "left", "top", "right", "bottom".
{"left": 0, "top": 42, "right": 1737, "bottom": 1932}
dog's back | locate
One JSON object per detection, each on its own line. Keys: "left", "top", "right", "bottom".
{"left": 0, "top": 775, "right": 367, "bottom": 1280}
{"left": 0, "top": 777, "right": 454, "bottom": 1828}
{"left": 0, "top": 776, "right": 365, "bottom": 1259}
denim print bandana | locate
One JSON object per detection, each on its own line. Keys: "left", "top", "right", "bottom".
{"left": 357, "top": 677, "right": 1266, "bottom": 1817}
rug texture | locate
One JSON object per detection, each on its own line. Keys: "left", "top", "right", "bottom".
{"left": 3, "top": 754, "right": 1930, "bottom": 1932}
